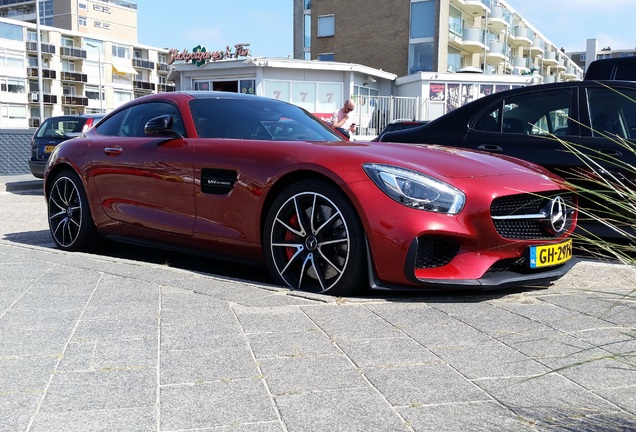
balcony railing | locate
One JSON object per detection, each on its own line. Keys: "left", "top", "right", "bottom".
{"left": 29, "top": 117, "right": 41, "bottom": 128}
{"left": 26, "top": 41, "right": 56, "bottom": 54}
{"left": 60, "top": 46, "right": 87, "bottom": 59}
{"left": 29, "top": 92, "right": 58, "bottom": 104}
{"left": 60, "top": 71, "right": 88, "bottom": 83}
{"left": 157, "top": 63, "right": 170, "bottom": 73}
{"left": 62, "top": 95, "right": 89, "bottom": 106}
{"left": 133, "top": 58, "right": 155, "bottom": 69}
{"left": 158, "top": 83, "right": 176, "bottom": 92}
{"left": 133, "top": 80, "right": 156, "bottom": 91}
{"left": 28, "top": 67, "right": 56, "bottom": 79}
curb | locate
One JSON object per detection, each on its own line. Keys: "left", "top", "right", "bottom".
{"left": 0, "top": 177, "right": 43, "bottom": 193}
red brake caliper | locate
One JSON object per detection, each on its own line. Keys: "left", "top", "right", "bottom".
{"left": 285, "top": 214, "right": 299, "bottom": 261}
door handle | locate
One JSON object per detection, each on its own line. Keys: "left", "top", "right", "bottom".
{"left": 104, "top": 146, "right": 123, "bottom": 156}
{"left": 476, "top": 144, "right": 503, "bottom": 153}
{"left": 599, "top": 148, "right": 622, "bottom": 158}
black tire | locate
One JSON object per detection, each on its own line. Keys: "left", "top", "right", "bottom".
{"left": 263, "top": 179, "right": 367, "bottom": 296}
{"left": 47, "top": 170, "right": 100, "bottom": 252}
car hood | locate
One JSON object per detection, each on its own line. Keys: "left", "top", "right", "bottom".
{"left": 323, "top": 140, "right": 555, "bottom": 180}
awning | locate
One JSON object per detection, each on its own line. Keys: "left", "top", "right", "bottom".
{"left": 112, "top": 62, "right": 138, "bottom": 75}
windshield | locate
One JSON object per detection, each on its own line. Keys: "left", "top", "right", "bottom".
{"left": 189, "top": 98, "right": 343, "bottom": 141}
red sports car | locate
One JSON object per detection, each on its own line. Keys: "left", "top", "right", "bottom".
{"left": 44, "top": 91, "right": 577, "bottom": 296}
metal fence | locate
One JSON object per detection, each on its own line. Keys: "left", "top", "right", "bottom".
{"left": 350, "top": 95, "right": 425, "bottom": 138}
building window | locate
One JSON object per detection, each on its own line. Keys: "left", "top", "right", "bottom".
{"left": 304, "top": 14, "right": 311, "bottom": 48}
{"left": 304, "top": 0, "right": 311, "bottom": 10}
{"left": 112, "top": 44, "right": 131, "bottom": 59}
{"left": 79, "top": 17, "right": 87, "bottom": 27}
{"left": 62, "top": 37, "right": 74, "bottom": 48}
{"left": 410, "top": 0, "right": 435, "bottom": 39}
{"left": 0, "top": 21, "right": 24, "bottom": 41}
{"left": 62, "top": 60, "right": 76, "bottom": 72}
{"left": 317, "top": 53, "right": 334, "bottom": 61}
{"left": 317, "top": 15, "right": 335, "bottom": 37}
{"left": 447, "top": 46, "right": 462, "bottom": 72}
{"left": 79, "top": 2, "right": 87, "bottom": 10}
{"left": 1, "top": 78, "right": 26, "bottom": 94}
{"left": 1, "top": 104, "right": 27, "bottom": 119}
{"left": 448, "top": 5, "right": 462, "bottom": 38}
{"left": 409, "top": 41, "right": 434, "bottom": 74}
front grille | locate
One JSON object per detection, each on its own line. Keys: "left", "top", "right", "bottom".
{"left": 415, "top": 236, "right": 459, "bottom": 268}
{"left": 486, "top": 256, "right": 528, "bottom": 273}
{"left": 491, "top": 192, "right": 575, "bottom": 240}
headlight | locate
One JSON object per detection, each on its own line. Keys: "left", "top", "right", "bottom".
{"left": 363, "top": 163, "right": 466, "bottom": 214}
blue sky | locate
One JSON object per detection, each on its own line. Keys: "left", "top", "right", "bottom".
{"left": 136, "top": 0, "right": 635, "bottom": 57}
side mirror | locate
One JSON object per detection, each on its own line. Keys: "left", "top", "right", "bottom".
{"left": 144, "top": 115, "right": 183, "bottom": 138}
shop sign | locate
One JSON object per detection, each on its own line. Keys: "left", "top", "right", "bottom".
{"left": 167, "top": 43, "right": 251, "bottom": 66}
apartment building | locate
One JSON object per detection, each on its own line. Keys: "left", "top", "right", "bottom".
{"left": 0, "top": 0, "right": 137, "bottom": 42}
{"left": 0, "top": 14, "right": 174, "bottom": 128}
{"left": 294, "top": 0, "right": 584, "bottom": 83}
{"left": 568, "top": 38, "right": 636, "bottom": 72}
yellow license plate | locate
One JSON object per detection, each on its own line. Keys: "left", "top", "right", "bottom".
{"left": 529, "top": 239, "right": 572, "bottom": 268}
{"left": 44, "top": 145, "right": 56, "bottom": 153}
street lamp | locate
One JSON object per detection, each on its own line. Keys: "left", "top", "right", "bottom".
{"left": 86, "top": 43, "right": 103, "bottom": 113}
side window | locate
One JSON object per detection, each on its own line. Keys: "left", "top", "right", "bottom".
{"left": 587, "top": 87, "right": 636, "bottom": 139}
{"left": 614, "top": 64, "right": 636, "bottom": 81}
{"left": 96, "top": 102, "right": 185, "bottom": 137}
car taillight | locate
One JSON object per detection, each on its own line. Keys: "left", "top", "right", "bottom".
{"left": 81, "top": 119, "right": 94, "bottom": 133}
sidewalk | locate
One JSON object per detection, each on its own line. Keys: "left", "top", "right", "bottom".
{"left": 1, "top": 244, "right": 636, "bottom": 431}
{"left": 0, "top": 174, "right": 43, "bottom": 193}
{"left": 2, "top": 176, "right": 636, "bottom": 431}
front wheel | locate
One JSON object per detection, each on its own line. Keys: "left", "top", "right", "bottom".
{"left": 47, "top": 170, "right": 100, "bottom": 251}
{"left": 263, "top": 179, "right": 367, "bottom": 296}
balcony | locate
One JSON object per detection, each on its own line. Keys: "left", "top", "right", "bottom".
{"left": 564, "top": 67, "right": 579, "bottom": 80}
{"left": 133, "top": 58, "right": 155, "bottom": 69}
{"left": 28, "top": 67, "right": 56, "bottom": 79}
{"left": 26, "top": 41, "right": 56, "bottom": 54}
{"left": 60, "top": 71, "right": 88, "bottom": 83}
{"left": 158, "top": 83, "right": 176, "bottom": 92}
{"left": 530, "top": 38, "right": 545, "bottom": 57}
{"left": 60, "top": 46, "right": 87, "bottom": 60}
{"left": 157, "top": 63, "right": 171, "bottom": 73}
{"left": 543, "top": 51, "right": 558, "bottom": 66}
{"left": 29, "top": 117, "right": 41, "bottom": 128}
{"left": 29, "top": 92, "right": 58, "bottom": 104}
{"left": 556, "top": 58, "right": 566, "bottom": 70}
{"left": 486, "top": 40, "right": 507, "bottom": 65}
{"left": 509, "top": 27, "right": 531, "bottom": 47}
{"left": 133, "top": 80, "right": 156, "bottom": 91}
{"left": 62, "top": 95, "right": 89, "bottom": 106}
{"left": 487, "top": 6, "right": 508, "bottom": 33}
{"left": 453, "top": 0, "right": 489, "bottom": 16}
{"left": 449, "top": 27, "right": 486, "bottom": 54}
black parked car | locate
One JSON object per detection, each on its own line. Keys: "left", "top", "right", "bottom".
{"left": 585, "top": 57, "right": 636, "bottom": 81}
{"left": 29, "top": 114, "right": 104, "bottom": 178}
{"left": 373, "top": 119, "right": 428, "bottom": 141}
{"left": 379, "top": 80, "right": 636, "bottom": 239}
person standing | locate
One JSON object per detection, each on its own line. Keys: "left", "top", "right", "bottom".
{"left": 331, "top": 99, "right": 356, "bottom": 138}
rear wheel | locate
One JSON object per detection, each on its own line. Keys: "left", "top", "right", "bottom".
{"left": 47, "top": 170, "right": 100, "bottom": 251}
{"left": 263, "top": 179, "right": 367, "bottom": 296}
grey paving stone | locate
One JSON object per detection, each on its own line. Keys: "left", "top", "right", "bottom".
{"left": 432, "top": 340, "right": 550, "bottom": 379}
{"left": 259, "top": 354, "right": 367, "bottom": 395}
{"left": 234, "top": 305, "right": 318, "bottom": 333}
{"left": 337, "top": 337, "right": 439, "bottom": 368}
{"left": 72, "top": 316, "right": 159, "bottom": 342}
{"left": 0, "top": 393, "right": 41, "bottom": 432}
{"left": 160, "top": 322, "right": 245, "bottom": 351}
{"left": 301, "top": 304, "right": 404, "bottom": 340}
{"left": 595, "top": 385, "right": 636, "bottom": 414}
{"left": 0, "top": 328, "right": 70, "bottom": 357}
{"left": 0, "top": 355, "right": 59, "bottom": 393}
{"left": 160, "top": 378, "right": 277, "bottom": 430}
{"left": 398, "top": 401, "right": 534, "bottom": 432}
{"left": 247, "top": 329, "right": 339, "bottom": 359}
{"left": 364, "top": 364, "right": 489, "bottom": 406}
{"left": 275, "top": 388, "right": 409, "bottom": 432}
{"left": 556, "top": 357, "right": 636, "bottom": 391}
{"left": 40, "top": 369, "right": 156, "bottom": 412}
{"left": 365, "top": 302, "right": 455, "bottom": 328}
{"left": 58, "top": 338, "right": 157, "bottom": 372}
{"left": 161, "top": 345, "right": 258, "bottom": 384}
{"left": 474, "top": 374, "right": 622, "bottom": 427}
{"left": 402, "top": 319, "right": 493, "bottom": 348}
{"left": 30, "top": 407, "right": 155, "bottom": 432}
